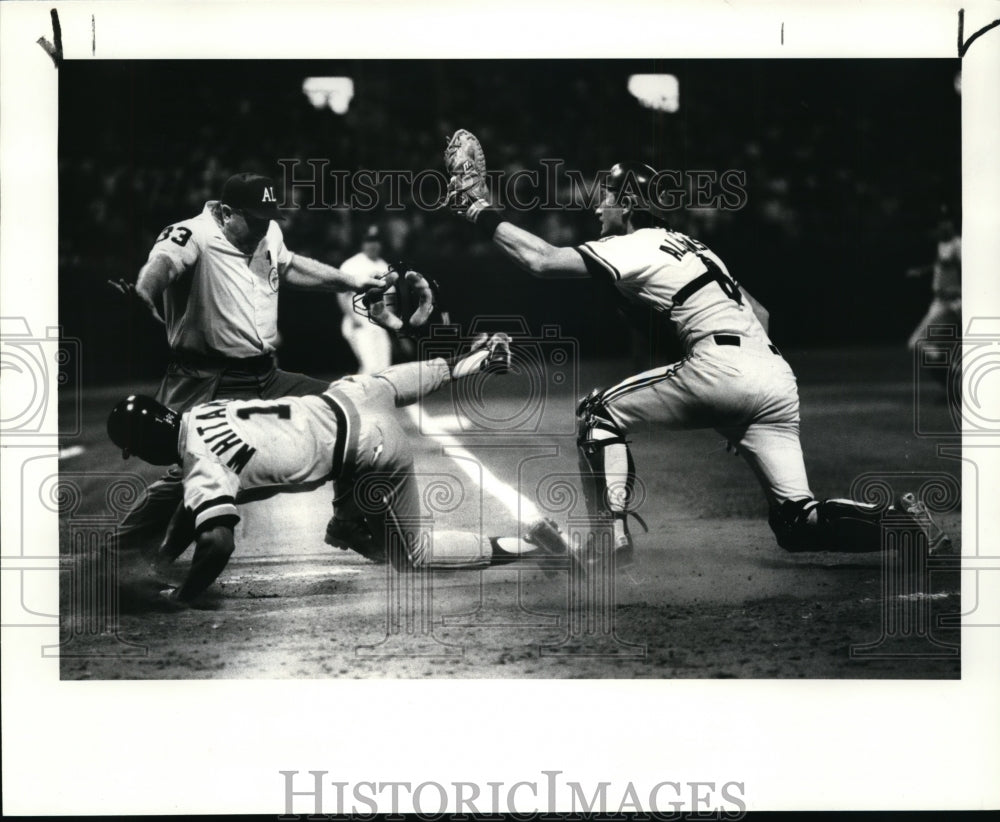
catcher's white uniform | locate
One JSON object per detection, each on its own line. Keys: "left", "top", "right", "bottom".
{"left": 336, "top": 252, "right": 392, "bottom": 373}
{"left": 440, "top": 136, "right": 938, "bottom": 555}
{"left": 577, "top": 227, "right": 812, "bottom": 508}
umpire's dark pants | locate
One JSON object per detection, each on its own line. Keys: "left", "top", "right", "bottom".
{"left": 116, "top": 354, "right": 330, "bottom": 556}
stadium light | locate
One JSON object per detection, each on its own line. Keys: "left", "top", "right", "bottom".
{"left": 627, "top": 74, "right": 679, "bottom": 113}
{"left": 302, "top": 77, "right": 354, "bottom": 114}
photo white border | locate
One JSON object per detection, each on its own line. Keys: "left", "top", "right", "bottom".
{"left": 2, "top": 0, "right": 998, "bottom": 813}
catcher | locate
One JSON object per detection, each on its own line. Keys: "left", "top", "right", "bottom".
{"left": 442, "top": 129, "right": 952, "bottom": 570}
{"left": 107, "top": 327, "right": 570, "bottom": 606}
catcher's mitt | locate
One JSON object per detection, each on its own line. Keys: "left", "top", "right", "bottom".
{"left": 443, "top": 128, "right": 492, "bottom": 217}
{"left": 353, "top": 261, "right": 443, "bottom": 336}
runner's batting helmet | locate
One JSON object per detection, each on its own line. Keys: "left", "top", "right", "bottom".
{"left": 107, "top": 394, "right": 181, "bottom": 465}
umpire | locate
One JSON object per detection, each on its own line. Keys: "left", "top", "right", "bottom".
{"left": 116, "top": 171, "right": 385, "bottom": 558}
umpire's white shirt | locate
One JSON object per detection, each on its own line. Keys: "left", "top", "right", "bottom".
{"left": 147, "top": 202, "right": 294, "bottom": 358}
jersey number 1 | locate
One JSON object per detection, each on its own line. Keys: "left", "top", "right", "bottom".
{"left": 235, "top": 403, "right": 291, "bottom": 420}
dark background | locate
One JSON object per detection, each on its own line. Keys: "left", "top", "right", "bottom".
{"left": 58, "top": 59, "right": 960, "bottom": 384}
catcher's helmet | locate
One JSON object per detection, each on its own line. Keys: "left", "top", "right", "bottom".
{"left": 604, "top": 162, "right": 668, "bottom": 223}
{"left": 106, "top": 394, "right": 181, "bottom": 465}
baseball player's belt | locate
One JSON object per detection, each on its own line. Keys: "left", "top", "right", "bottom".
{"left": 320, "top": 391, "right": 361, "bottom": 481}
{"left": 713, "top": 334, "right": 781, "bottom": 356}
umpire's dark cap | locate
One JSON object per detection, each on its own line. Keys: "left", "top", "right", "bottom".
{"left": 222, "top": 173, "right": 286, "bottom": 221}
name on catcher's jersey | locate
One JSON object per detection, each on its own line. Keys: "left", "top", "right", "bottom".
{"left": 180, "top": 393, "right": 342, "bottom": 529}
{"left": 147, "top": 202, "right": 294, "bottom": 358}
{"left": 577, "top": 228, "right": 770, "bottom": 351}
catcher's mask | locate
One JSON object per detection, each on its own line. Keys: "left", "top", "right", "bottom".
{"left": 604, "top": 161, "right": 667, "bottom": 220}
{"left": 352, "top": 261, "right": 446, "bottom": 337}
{"left": 107, "top": 394, "right": 181, "bottom": 465}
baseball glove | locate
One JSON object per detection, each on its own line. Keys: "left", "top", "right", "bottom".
{"left": 353, "top": 261, "right": 440, "bottom": 335}
{"left": 443, "top": 128, "right": 492, "bottom": 217}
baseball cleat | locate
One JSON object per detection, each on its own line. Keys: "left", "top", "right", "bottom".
{"left": 154, "top": 586, "right": 188, "bottom": 611}
{"left": 611, "top": 530, "right": 643, "bottom": 587}
{"left": 613, "top": 533, "right": 636, "bottom": 571}
{"left": 894, "top": 492, "right": 954, "bottom": 555}
{"left": 524, "top": 517, "right": 570, "bottom": 575}
{"left": 611, "top": 511, "right": 646, "bottom": 577}
{"left": 324, "top": 516, "right": 387, "bottom": 564}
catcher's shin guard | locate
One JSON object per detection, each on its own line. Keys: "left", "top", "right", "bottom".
{"left": 576, "top": 390, "right": 637, "bottom": 524}
{"left": 769, "top": 497, "right": 883, "bottom": 553}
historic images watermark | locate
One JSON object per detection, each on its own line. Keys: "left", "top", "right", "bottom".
{"left": 278, "top": 769, "right": 747, "bottom": 818}
{"left": 0, "top": 317, "right": 80, "bottom": 440}
{"left": 849, "top": 316, "right": 1000, "bottom": 658}
{"left": 417, "top": 319, "right": 578, "bottom": 438}
{"left": 351, "top": 319, "right": 645, "bottom": 658}
{"left": 848, "top": 471, "right": 961, "bottom": 661}
{"left": 276, "top": 159, "right": 750, "bottom": 213}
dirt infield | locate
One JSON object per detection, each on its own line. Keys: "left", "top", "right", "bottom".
{"left": 57, "top": 347, "right": 962, "bottom": 679}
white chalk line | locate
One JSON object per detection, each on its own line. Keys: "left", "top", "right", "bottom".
{"left": 407, "top": 405, "right": 541, "bottom": 525}
{"left": 896, "top": 591, "right": 955, "bottom": 601}
{"left": 223, "top": 567, "right": 362, "bottom": 583}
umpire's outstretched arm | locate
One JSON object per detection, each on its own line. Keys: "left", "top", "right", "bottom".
{"left": 283, "top": 254, "right": 384, "bottom": 292}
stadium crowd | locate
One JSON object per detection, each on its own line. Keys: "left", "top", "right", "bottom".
{"left": 59, "top": 60, "right": 959, "bottom": 381}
